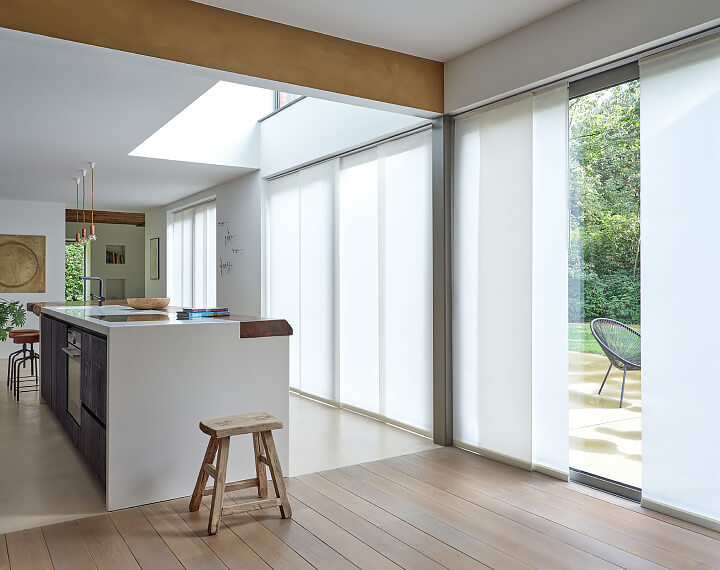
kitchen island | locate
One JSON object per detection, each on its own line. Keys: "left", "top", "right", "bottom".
{"left": 32, "top": 302, "right": 292, "bottom": 511}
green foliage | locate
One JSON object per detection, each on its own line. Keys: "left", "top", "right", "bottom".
{"left": 569, "top": 81, "right": 640, "bottom": 326}
{"left": 65, "top": 242, "right": 85, "bottom": 302}
{"left": 569, "top": 322, "right": 641, "bottom": 354}
{"left": 0, "top": 299, "right": 26, "bottom": 342}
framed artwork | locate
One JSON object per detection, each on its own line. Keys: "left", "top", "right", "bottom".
{"left": 0, "top": 234, "right": 46, "bottom": 293}
{"left": 150, "top": 237, "right": 160, "bottom": 281}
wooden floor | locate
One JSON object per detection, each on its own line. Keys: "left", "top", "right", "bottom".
{"left": 2, "top": 447, "right": 719, "bottom": 569}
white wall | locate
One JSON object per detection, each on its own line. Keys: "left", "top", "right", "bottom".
{"left": 214, "top": 172, "right": 263, "bottom": 315}
{"left": 0, "top": 199, "right": 65, "bottom": 358}
{"left": 144, "top": 207, "right": 168, "bottom": 299}
{"left": 66, "top": 223, "right": 145, "bottom": 299}
{"left": 260, "top": 97, "right": 428, "bottom": 177}
{"left": 445, "top": 0, "right": 720, "bottom": 113}
{"left": 144, "top": 171, "right": 264, "bottom": 316}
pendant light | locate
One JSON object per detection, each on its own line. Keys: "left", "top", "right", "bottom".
{"left": 89, "top": 162, "right": 97, "bottom": 241}
{"left": 75, "top": 177, "right": 81, "bottom": 243}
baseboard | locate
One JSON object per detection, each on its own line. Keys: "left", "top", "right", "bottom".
{"left": 641, "top": 497, "right": 720, "bottom": 532}
{"left": 290, "top": 389, "right": 433, "bottom": 439}
{"left": 452, "top": 440, "right": 532, "bottom": 471}
{"left": 532, "top": 463, "right": 569, "bottom": 481}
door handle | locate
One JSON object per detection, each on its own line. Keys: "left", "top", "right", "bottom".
{"left": 61, "top": 347, "right": 82, "bottom": 358}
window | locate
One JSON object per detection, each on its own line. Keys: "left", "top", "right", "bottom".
{"left": 167, "top": 200, "right": 216, "bottom": 308}
{"left": 273, "top": 91, "right": 302, "bottom": 112}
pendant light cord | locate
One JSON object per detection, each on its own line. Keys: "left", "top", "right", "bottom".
{"left": 76, "top": 180, "right": 79, "bottom": 239}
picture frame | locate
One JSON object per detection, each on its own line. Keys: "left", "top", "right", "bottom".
{"left": 150, "top": 237, "right": 160, "bottom": 281}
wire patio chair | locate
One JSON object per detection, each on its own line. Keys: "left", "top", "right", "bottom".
{"left": 590, "top": 318, "right": 641, "bottom": 408}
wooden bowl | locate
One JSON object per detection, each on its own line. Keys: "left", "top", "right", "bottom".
{"left": 126, "top": 297, "right": 170, "bottom": 310}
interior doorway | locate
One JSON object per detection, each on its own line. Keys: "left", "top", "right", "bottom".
{"left": 568, "top": 77, "right": 641, "bottom": 495}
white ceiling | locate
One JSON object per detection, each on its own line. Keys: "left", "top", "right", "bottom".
{"left": 194, "top": 0, "right": 581, "bottom": 61}
{"left": 0, "top": 30, "right": 259, "bottom": 212}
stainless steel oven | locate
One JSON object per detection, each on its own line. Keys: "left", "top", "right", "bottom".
{"left": 63, "top": 329, "right": 82, "bottom": 425}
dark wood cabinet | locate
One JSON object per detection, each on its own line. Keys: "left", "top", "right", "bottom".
{"left": 40, "top": 316, "right": 52, "bottom": 406}
{"left": 80, "top": 406, "right": 106, "bottom": 486}
{"left": 81, "top": 359, "right": 106, "bottom": 425}
{"left": 50, "top": 318, "right": 67, "bottom": 421}
{"left": 40, "top": 314, "right": 107, "bottom": 487}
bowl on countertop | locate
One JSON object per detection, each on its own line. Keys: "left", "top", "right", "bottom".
{"left": 126, "top": 297, "right": 170, "bottom": 310}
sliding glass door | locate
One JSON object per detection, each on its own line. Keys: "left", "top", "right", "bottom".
{"left": 568, "top": 78, "right": 642, "bottom": 491}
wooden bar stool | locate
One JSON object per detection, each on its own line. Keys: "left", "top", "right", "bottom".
{"left": 189, "top": 411, "right": 291, "bottom": 535}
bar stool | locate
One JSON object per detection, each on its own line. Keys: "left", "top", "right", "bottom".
{"left": 7, "top": 329, "right": 39, "bottom": 390}
{"left": 189, "top": 412, "right": 291, "bottom": 535}
{"left": 9, "top": 331, "right": 40, "bottom": 401}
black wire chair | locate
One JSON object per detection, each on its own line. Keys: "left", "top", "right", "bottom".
{"left": 590, "top": 318, "right": 641, "bottom": 408}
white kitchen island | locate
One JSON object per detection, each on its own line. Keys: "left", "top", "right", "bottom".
{"left": 33, "top": 303, "right": 291, "bottom": 511}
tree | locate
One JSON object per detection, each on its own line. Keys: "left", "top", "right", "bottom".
{"left": 569, "top": 81, "right": 641, "bottom": 323}
{"left": 65, "top": 243, "right": 85, "bottom": 301}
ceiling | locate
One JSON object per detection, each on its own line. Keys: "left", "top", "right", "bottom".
{"left": 194, "top": 0, "right": 581, "bottom": 61}
{"left": 0, "top": 30, "right": 259, "bottom": 212}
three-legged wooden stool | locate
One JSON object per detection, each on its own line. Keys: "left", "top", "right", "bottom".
{"left": 189, "top": 412, "right": 291, "bottom": 535}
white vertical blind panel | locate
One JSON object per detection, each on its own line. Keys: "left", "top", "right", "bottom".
{"left": 266, "top": 174, "right": 301, "bottom": 390}
{"left": 532, "top": 86, "right": 570, "bottom": 474}
{"left": 338, "top": 151, "right": 380, "bottom": 413}
{"left": 640, "top": 37, "right": 720, "bottom": 523}
{"left": 453, "top": 97, "right": 534, "bottom": 462}
{"left": 206, "top": 202, "right": 217, "bottom": 307}
{"left": 453, "top": 116, "right": 482, "bottom": 446}
{"left": 180, "top": 208, "right": 194, "bottom": 308}
{"left": 381, "top": 133, "right": 433, "bottom": 432}
{"left": 193, "top": 205, "right": 207, "bottom": 307}
{"left": 298, "top": 161, "right": 336, "bottom": 400}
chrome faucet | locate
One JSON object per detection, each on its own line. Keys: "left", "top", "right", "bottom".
{"left": 80, "top": 276, "right": 105, "bottom": 306}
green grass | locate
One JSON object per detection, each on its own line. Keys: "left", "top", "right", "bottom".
{"left": 568, "top": 323, "right": 640, "bottom": 354}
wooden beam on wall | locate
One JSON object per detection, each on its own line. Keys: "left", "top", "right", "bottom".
{"left": 66, "top": 210, "right": 145, "bottom": 226}
{"left": 1, "top": 0, "right": 444, "bottom": 113}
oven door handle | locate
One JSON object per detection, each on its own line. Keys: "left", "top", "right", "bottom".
{"left": 61, "top": 347, "right": 82, "bottom": 358}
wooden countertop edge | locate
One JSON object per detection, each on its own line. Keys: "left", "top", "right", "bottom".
{"left": 27, "top": 302, "right": 293, "bottom": 338}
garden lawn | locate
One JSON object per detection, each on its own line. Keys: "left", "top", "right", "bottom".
{"left": 568, "top": 322, "right": 640, "bottom": 354}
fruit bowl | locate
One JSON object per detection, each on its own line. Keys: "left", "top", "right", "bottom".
{"left": 126, "top": 297, "right": 170, "bottom": 310}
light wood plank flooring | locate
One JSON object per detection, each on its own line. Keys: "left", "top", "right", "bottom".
{"left": 2, "top": 447, "right": 719, "bottom": 569}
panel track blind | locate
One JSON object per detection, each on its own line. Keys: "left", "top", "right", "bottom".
{"left": 265, "top": 131, "right": 433, "bottom": 434}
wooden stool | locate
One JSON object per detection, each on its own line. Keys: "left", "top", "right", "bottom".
{"left": 189, "top": 412, "right": 291, "bottom": 535}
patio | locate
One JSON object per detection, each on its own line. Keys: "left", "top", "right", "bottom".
{"left": 569, "top": 350, "right": 641, "bottom": 488}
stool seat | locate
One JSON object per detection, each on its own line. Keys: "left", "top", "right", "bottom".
{"left": 9, "top": 329, "right": 39, "bottom": 339}
{"left": 199, "top": 412, "right": 282, "bottom": 438}
{"left": 13, "top": 332, "right": 39, "bottom": 344}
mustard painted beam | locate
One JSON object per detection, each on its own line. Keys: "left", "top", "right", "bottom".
{"left": 1, "top": 0, "right": 444, "bottom": 112}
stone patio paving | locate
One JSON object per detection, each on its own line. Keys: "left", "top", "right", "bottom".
{"left": 569, "top": 351, "right": 641, "bottom": 488}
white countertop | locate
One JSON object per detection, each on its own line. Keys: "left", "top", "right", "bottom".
{"left": 42, "top": 305, "right": 237, "bottom": 335}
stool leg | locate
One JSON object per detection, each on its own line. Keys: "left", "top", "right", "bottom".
{"left": 7, "top": 348, "right": 20, "bottom": 387}
{"left": 189, "top": 436, "right": 218, "bottom": 512}
{"left": 260, "top": 431, "right": 291, "bottom": 519}
{"left": 208, "top": 437, "right": 230, "bottom": 535}
{"left": 253, "top": 432, "right": 268, "bottom": 499}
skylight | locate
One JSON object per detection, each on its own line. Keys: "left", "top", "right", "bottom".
{"left": 129, "top": 81, "right": 273, "bottom": 167}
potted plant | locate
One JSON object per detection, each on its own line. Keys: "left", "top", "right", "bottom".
{"left": 0, "top": 299, "right": 26, "bottom": 341}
